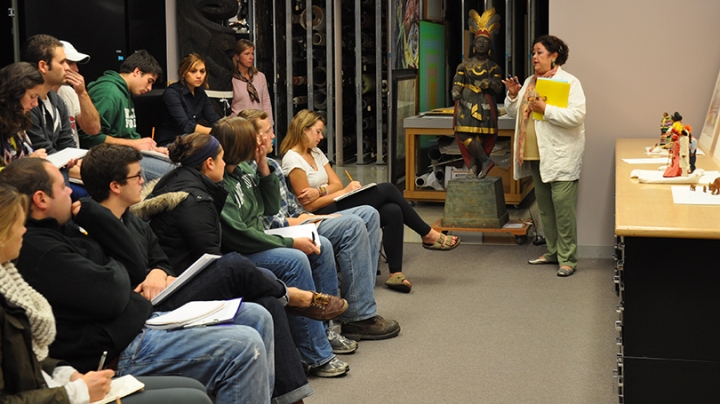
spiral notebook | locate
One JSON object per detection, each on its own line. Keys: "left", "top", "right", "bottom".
{"left": 333, "top": 183, "right": 377, "bottom": 202}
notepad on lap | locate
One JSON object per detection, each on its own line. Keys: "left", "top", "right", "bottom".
{"left": 46, "top": 147, "right": 87, "bottom": 168}
{"left": 90, "top": 375, "right": 145, "bottom": 404}
{"left": 333, "top": 183, "right": 377, "bottom": 202}
{"left": 151, "top": 253, "right": 221, "bottom": 305}
{"left": 265, "top": 223, "right": 321, "bottom": 247}
{"left": 141, "top": 149, "right": 172, "bottom": 162}
{"left": 533, "top": 78, "right": 570, "bottom": 121}
{"left": 146, "top": 298, "right": 243, "bottom": 330}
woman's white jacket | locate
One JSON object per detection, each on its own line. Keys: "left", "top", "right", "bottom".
{"left": 505, "top": 66, "right": 586, "bottom": 182}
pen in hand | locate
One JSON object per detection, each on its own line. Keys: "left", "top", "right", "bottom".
{"left": 97, "top": 350, "right": 108, "bottom": 371}
{"left": 507, "top": 75, "right": 521, "bottom": 86}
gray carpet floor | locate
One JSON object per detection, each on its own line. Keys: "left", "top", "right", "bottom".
{"left": 306, "top": 242, "right": 618, "bottom": 403}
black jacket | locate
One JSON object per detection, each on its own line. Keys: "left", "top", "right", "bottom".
{"left": 16, "top": 199, "right": 152, "bottom": 372}
{"left": 0, "top": 295, "right": 70, "bottom": 403}
{"left": 133, "top": 166, "right": 227, "bottom": 273}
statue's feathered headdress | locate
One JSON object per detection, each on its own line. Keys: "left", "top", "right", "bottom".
{"left": 469, "top": 8, "right": 500, "bottom": 39}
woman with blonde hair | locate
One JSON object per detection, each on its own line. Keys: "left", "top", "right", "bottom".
{"left": 231, "top": 40, "right": 274, "bottom": 125}
{"left": 156, "top": 53, "right": 221, "bottom": 146}
{"left": 281, "top": 110, "right": 460, "bottom": 294}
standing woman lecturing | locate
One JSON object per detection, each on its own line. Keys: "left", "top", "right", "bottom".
{"left": 502, "top": 35, "right": 586, "bottom": 277}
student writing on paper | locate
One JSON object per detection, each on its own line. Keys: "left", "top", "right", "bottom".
{"left": 242, "top": 108, "right": 400, "bottom": 338}
{"left": 1, "top": 158, "right": 271, "bottom": 403}
{"left": 502, "top": 35, "right": 586, "bottom": 278}
{"left": 0, "top": 183, "right": 212, "bottom": 404}
{"left": 84, "top": 143, "right": 327, "bottom": 402}
{"left": 282, "top": 110, "right": 461, "bottom": 293}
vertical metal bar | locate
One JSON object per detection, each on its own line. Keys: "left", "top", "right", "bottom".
{"left": 305, "top": 0, "right": 313, "bottom": 110}
{"left": 527, "top": 0, "right": 535, "bottom": 77}
{"left": 334, "top": 0, "right": 344, "bottom": 166}
{"left": 11, "top": 0, "right": 20, "bottom": 62}
{"left": 249, "top": 0, "right": 256, "bottom": 43}
{"left": 355, "top": 0, "right": 363, "bottom": 163}
{"left": 505, "top": 0, "right": 512, "bottom": 78}
{"left": 325, "top": 0, "right": 334, "bottom": 162}
{"left": 271, "top": 1, "right": 279, "bottom": 133}
{"left": 386, "top": 0, "right": 394, "bottom": 180}
{"left": 460, "top": 0, "right": 465, "bottom": 61}
{"left": 375, "top": 0, "right": 383, "bottom": 163}
{"left": 286, "top": 0, "right": 294, "bottom": 130}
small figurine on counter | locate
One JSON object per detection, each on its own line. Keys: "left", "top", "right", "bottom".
{"left": 687, "top": 125, "right": 697, "bottom": 173}
{"left": 663, "top": 133, "right": 681, "bottom": 177}
{"left": 660, "top": 112, "right": 672, "bottom": 147}
{"left": 709, "top": 177, "right": 720, "bottom": 195}
{"left": 679, "top": 127, "right": 689, "bottom": 177}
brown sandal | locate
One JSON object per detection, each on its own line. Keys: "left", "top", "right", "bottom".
{"left": 422, "top": 233, "right": 460, "bottom": 251}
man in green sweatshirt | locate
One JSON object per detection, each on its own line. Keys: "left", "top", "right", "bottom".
{"left": 80, "top": 50, "right": 174, "bottom": 180}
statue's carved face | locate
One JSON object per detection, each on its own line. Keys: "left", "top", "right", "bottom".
{"left": 473, "top": 37, "right": 491, "bottom": 56}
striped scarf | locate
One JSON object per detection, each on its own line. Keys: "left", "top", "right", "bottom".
{"left": 516, "top": 66, "right": 559, "bottom": 165}
{"left": 0, "top": 261, "right": 56, "bottom": 361}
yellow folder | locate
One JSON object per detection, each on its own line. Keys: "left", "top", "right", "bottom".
{"left": 533, "top": 78, "right": 570, "bottom": 120}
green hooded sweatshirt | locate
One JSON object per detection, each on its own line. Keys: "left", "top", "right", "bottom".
{"left": 80, "top": 71, "right": 140, "bottom": 148}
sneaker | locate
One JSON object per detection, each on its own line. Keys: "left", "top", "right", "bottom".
{"left": 341, "top": 315, "right": 401, "bottom": 341}
{"left": 285, "top": 292, "right": 348, "bottom": 321}
{"left": 309, "top": 357, "right": 349, "bottom": 378}
{"left": 328, "top": 330, "right": 358, "bottom": 354}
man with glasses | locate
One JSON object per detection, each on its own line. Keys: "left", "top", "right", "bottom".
{"left": 79, "top": 50, "right": 174, "bottom": 181}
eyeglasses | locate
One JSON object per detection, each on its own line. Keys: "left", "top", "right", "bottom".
{"left": 125, "top": 170, "right": 144, "bottom": 181}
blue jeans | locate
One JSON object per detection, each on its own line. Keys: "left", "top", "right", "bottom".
{"left": 140, "top": 155, "right": 176, "bottom": 182}
{"left": 117, "top": 302, "right": 273, "bottom": 404}
{"left": 247, "top": 238, "right": 337, "bottom": 367}
{"left": 317, "top": 205, "right": 380, "bottom": 322}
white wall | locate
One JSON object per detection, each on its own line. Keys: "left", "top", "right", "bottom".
{"left": 551, "top": 0, "right": 720, "bottom": 256}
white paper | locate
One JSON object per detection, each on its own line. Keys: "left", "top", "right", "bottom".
{"left": 146, "top": 298, "right": 242, "bottom": 330}
{"left": 333, "top": 183, "right": 377, "bottom": 202}
{"left": 265, "top": 223, "right": 321, "bottom": 247}
{"left": 671, "top": 186, "right": 720, "bottom": 205}
{"left": 141, "top": 149, "right": 172, "bottom": 162}
{"left": 90, "top": 375, "right": 145, "bottom": 404}
{"left": 152, "top": 253, "right": 221, "bottom": 305}
{"left": 46, "top": 147, "right": 87, "bottom": 168}
{"left": 622, "top": 158, "right": 671, "bottom": 165}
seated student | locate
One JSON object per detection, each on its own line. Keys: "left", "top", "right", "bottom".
{"left": 0, "top": 182, "right": 214, "bottom": 404}
{"left": 155, "top": 53, "right": 221, "bottom": 146}
{"left": 1, "top": 158, "right": 273, "bottom": 403}
{"left": 138, "top": 129, "right": 349, "bottom": 377}
{"left": 20, "top": 34, "right": 86, "bottom": 197}
{"left": 79, "top": 50, "right": 174, "bottom": 181}
{"left": 55, "top": 40, "right": 101, "bottom": 145}
{"left": 0, "top": 62, "right": 48, "bottom": 168}
{"left": 281, "top": 110, "right": 461, "bottom": 293}
{"left": 82, "top": 143, "right": 317, "bottom": 404}
{"left": 239, "top": 108, "right": 401, "bottom": 341}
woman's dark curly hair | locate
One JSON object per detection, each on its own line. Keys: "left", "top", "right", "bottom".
{"left": 0, "top": 62, "right": 44, "bottom": 139}
{"left": 533, "top": 35, "right": 569, "bottom": 66}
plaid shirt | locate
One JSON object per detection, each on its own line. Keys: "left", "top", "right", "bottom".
{"left": 250, "top": 158, "right": 308, "bottom": 229}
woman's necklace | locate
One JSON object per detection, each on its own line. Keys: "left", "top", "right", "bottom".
{"left": 302, "top": 151, "right": 317, "bottom": 170}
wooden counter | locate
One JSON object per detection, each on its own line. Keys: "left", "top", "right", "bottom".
{"left": 613, "top": 138, "right": 720, "bottom": 403}
{"left": 615, "top": 138, "right": 720, "bottom": 239}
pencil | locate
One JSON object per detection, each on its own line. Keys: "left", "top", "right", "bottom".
{"left": 345, "top": 170, "right": 353, "bottom": 182}
{"left": 151, "top": 127, "right": 155, "bottom": 140}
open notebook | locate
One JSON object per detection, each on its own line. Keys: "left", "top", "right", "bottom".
{"left": 151, "top": 254, "right": 221, "bottom": 306}
{"left": 90, "top": 375, "right": 144, "bottom": 404}
{"left": 333, "top": 183, "right": 377, "bottom": 202}
{"left": 146, "top": 298, "right": 243, "bottom": 330}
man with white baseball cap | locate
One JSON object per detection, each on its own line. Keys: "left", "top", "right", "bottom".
{"left": 56, "top": 40, "right": 101, "bottom": 144}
